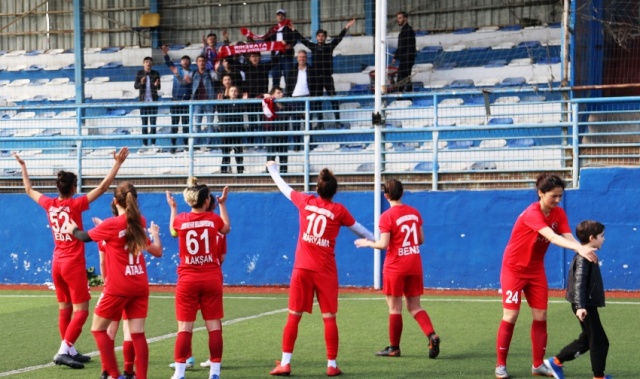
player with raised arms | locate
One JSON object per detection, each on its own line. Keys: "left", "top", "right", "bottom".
{"left": 495, "top": 173, "right": 598, "bottom": 379}
{"left": 65, "top": 181, "right": 162, "bottom": 379}
{"left": 266, "top": 161, "right": 374, "bottom": 377}
{"left": 13, "top": 147, "right": 128, "bottom": 370}
{"left": 354, "top": 179, "right": 441, "bottom": 359}
{"left": 166, "top": 179, "right": 230, "bottom": 379}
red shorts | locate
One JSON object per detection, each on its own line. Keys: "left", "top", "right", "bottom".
{"left": 52, "top": 260, "right": 91, "bottom": 304}
{"left": 175, "top": 277, "right": 223, "bottom": 322}
{"left": 500, "top": 269, "right": 548, "bottom": 310}
{"left": 288, "top": 268, "right": 338, "bottom": 314}
{"left": 94, "top": 293, "right": 148, "bottom": 321}
{"left": 382, "top": 272, "right": 424, "bottom": 297}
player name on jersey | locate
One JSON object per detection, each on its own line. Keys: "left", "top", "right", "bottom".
{"left": 125, "top": 264, "right": 145, "bottom": 276}
{"left": 302, "top": 232, "right": 330, "bottom": 247}
{"left": 184, "top": 254, "right": 215, "bottom": 265}
{"left": 398, "top": 245, "right": 420, "bottom": 256}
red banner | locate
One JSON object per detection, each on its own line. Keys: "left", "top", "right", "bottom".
{"left": 217, "top": 41, "right": 287, "bottom": 60}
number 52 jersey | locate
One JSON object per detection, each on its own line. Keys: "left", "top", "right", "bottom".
{"left": 38, "top": 195, "right": 89, "bottom": 263}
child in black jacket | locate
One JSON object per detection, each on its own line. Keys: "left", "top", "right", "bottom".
{"left": 544, "top": 220, "right": 611, "bottom": 379}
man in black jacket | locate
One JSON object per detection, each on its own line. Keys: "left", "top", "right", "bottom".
{"left": 392, "top": 11, "right": 416, "bottom": 92}
{"left": 133, "top": 56, "right": 161, "bottom": 150}
{"left": 267, "top": 9, "right": 298, "bottom": 91}
{"left": 285, "top": 50, "right": 319, "bottom": 150}
{"left": 241, "top": 52, "right": 273, "bottom": 148}
{"left": 294, "top": 18, "right": 355, "bottom": 128}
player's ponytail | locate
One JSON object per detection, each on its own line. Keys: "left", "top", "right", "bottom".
{"left": 114, "top": 182, "right": 146, "bottom": 256}
{"left": 56, "top": 170, "right": 77, "bottom": 197}
{"left": 183, "top": 177, "right": 210, "bottom": 209}
{"left": 316, "top": 168, "right": 337, "bottom": 200}
{"left": 384, "top": 179, "right": 403, "bottom": 201}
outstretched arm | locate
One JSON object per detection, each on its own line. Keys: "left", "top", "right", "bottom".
{"left": 266, "top": 161, "right": 293, "bottom": 200}
{"left": 66, "top": 218, "right": 93, "bottom": 242}
{"left": 86, "top": 147, "right": 129, "bottom": 203}
{"left": 216, "top": 186, "right": 231, "bottom": 234}
{"left": 146, "top": 221, "right": 163, "bottom": 257}
{"left": 539, "top": 227, "right": 598, "bottom": 262}
{"left": 166, "top": 191, "right": 178, "bottom": 237}
{"left": 355, "top": 232, "right": 390, "bottom": 250}
{"left": 348, "top": 221, "right": 375, "bottom": 241}
{"left": 13, "top": 153, "right": 42, "bottom": 203}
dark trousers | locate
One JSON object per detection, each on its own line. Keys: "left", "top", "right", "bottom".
{"left": 556, "top": 304, "right": 609, "bottom": 377}
{"left": 290, "top": 100, "right": 304, "bottom": 150}
{"left": 140, "top": 106, "right": 157, "bottom": 145}
{"left": 265, "top": 118, "right": 289, "bottom": 173}
{"left": 170, "top": 104, "right": 189, "bottom": 147}
{"left": 246, "top": 103, "right": 262, "bottom": 146}
{"left": 314, "top": 75, "right": 340, "bottom": 125}
{"left": 220, "top": 128, "right": 244, "bottom": 174}
{"left": 397, "top": 62, "right": 414, "bottom": 92}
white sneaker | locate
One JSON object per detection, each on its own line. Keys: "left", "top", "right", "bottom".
{"left": 200, "top": 359, "right": 211, "bottom": 367}
{"left": 531, "top": 363, "right": 554, "bottom": 377}
{"left": 495, "top": 365, "right": 509, "bottom": 379}
{"left": 168, "top": 356, "right": 195, "bottom": 369}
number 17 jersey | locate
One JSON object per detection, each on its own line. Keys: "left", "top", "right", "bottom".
{"left": 380, "top": 204, "right": 424, "bottom": 275}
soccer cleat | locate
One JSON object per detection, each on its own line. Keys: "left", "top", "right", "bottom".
{"left": 100, "top": 371, "right": 109, "bottom": 379}
{"left": 326, "top": 366, "right": 342, "bottom": 376}
{"left": 53, "top": 353, "right": 84, "bottom": 369}
{"left": 543, "top": 357, "right": 564, "bottom": 379}
{"left": 170, "top": 376, "right": 184, "bottom": 379}
{"left": 269, "top": 361, "right": 291, "bottom": 376}
{"left": 495, "top": 365, "right": 510, "bottom": 379}
{"left": 169, "top": 356, "right": 195, "bottom": 369}
{"left": 122, "top": 371, "right": 136, "bottom": 379}
{"left": 200, "top": 359, "right": 211, "bottom": 367}
{"left": 532, "top": 363, "right": 555, "bottom": 377}
{"left": 72, "top": 352, "right": 91, "bottom": 363}
{"left": 209, "top": 375, "right": 220, "bottom": 379}
{"left": 428, "top": 334, "right": 441, "bottom": 359}
{"left": 375, "top": 346, "right": 401, "bottom": 357}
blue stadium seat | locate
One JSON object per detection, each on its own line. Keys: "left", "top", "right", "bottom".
{"left": 341, "top": 144, "right": 366, "bottom": 151}
{"left": 103, "top": 61, "right": 123, "bottom": 68}
{"left": 356, "top": 162, "right": 374, "bottom": 172}
{"left": 435, "top": 62, "right": 456, "bottom": 70}
{"left": 421, "top": 46, "right": 443, "bottom": 53}
{"left": 415, "top": 31, "right": 429, "bottom": 36}
{"left": 500, "top": 24, "right": 522, "bottom": 31}
{"left": 501, "top": 77, "right": 527, "bottom": 86}
{"left": 111, "top": 127, "right": 131, "bottom": 135}
{"left": 38, "top": 129, "right": 62, "bottom": 137}
{"left": 29, "top": 79, "right": 49, "bottom": 86}
{"left": 0, "top": 169, "right": 22, "bottom": 177}
{"left": 484, "top": 59, "right": 507, "bottom": 68}
{"left": 522, "top": 95, "right": 546, "bottom": 102}
{"left": 468, "top": 46, "right": 490, "bottom": 52}
{"left": 449, "top": 79, "right": 474, "bottom": 89}
{"left": 169, "top": 44, "right": 186, "bottom": 50}
{"left": 412, "top": 162, "right": 438, "bottom": 171}
{"left": 465, "top": 96, "right": 487, "bottom": 105}
{"left": 25, "top": 50, "right": 44, "bottom": 56}
{"left": 62, "top": 64, "right": 75, "bottom": 70}
{"left": 517, "top": 41, "right": 541, "bottom": 49}
{"left": 454, "top": 27, "right": 476, "bottom": 34}
{"left": 412, "top": 98, "right": 434, "bottom": 107}
{"left": 101, "top": 47, "right": 121, "bottom": 53}
{"left": 107, "top": 109, "right": 128, "bottom": 117}
{"left": 548, "top": 22, "right": 562, "bottom": 28}
{"left": 507, "top": 138, "right": 535, "bottom": 147}
{"left": 0, "top": 128, "right": 16, "bottom": 136}
{"left": 537, "top": 56, "right": 561, "bottom": 64}
{"left": 0, "top": 50, "right": 6, "bottom": 56}
{"left": 448, "top": 140, "right": 474, "bottom": 149}
{"left": 488, "top": 117, "right": 514, "bottom": 125}
{"left": 24, "top": 64, "right": 44, "bottom": 71}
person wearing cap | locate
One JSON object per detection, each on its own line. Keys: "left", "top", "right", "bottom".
{"left": 266, "top": 9, "right": 298, "bottom": 92}
{"left": 293, "top": 18, "right": 355, "bottom": 129}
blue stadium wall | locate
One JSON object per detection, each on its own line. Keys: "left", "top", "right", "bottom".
{"left": 1, "top": 167, "right": 639, "bottom": 290}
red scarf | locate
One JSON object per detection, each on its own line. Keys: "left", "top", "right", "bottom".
{"left": 262, "top": 97, "right": 277, "bottom": 121}
{"left": 217, "top": 41, "right": 287, "bottom": 60}
{"left": 241, "top": 19, "right": 292, "bottom": 41}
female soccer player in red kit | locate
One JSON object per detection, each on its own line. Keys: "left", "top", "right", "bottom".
{"left": 166, "top": 179, "right": 230, "bottom": 379}
{"left": 266, "top": 161, "right": 374, "bottom": 377}
{"left": 495, "top": 174, "right": 598, "bottom": 379}
{"left": 66, "top": 182, "right": 162, "bottom": 379}
{"left": 13, "top": 148, "right": 128, "bottom": 369}
{"left": 354, "top": 179, "right": 440, "bottom": 359}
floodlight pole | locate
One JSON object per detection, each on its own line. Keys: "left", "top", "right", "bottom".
{"left": 372, "top": 0, "right": 387, "bottom": 290}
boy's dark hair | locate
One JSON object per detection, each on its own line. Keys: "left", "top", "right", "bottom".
{"left": 576, "top": 220, "right": 605, "bottom": 245}
{"left": 535, "top": 173, "right": 566, "bottom": 194}
{"left": 397, "top": 11, "right": 409, "bottom": 18}
{"left": 181, "top": 55, "right": 192, "bottom": 63}
{"left": 143, "top": 56, "right": 153, "bottom": 62}
{"left": 316, "top": 29, "right": 327, "bottom": 37}
{"left": 269, "top": 86, "right": 283, "bottom": 95}
{"left": 207, "top": 33, "right": 217, "bottom": 38}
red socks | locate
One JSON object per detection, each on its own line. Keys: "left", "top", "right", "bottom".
{"left": 208, "top": 329, "right": 223, "bottom": 363}
{"left": 130, "top": 332, "right": 148, "bottom": 379}
{"left": 122, "top": 340, "right": 135, "bottom": 373}
{"left": 93, "top": 330, "right": 119, "bottom": 378}
{"left": 389, "top": 314, "right": 403, "bottom": 346}
{"left": 58, "top": 308, "right": 73, "bottom": 339}
{"left": 496, "top": 320, "right": 515, "bottom": 366}
{"left": 531, "top": 320, "right": 547, "bottom": 368}
{"left": 282, "top": 313, "right": 302, "bottom": 353}
{"left": 413, "top": 310, "right": 435, "bottom": 337}
{"left": 323, "top": 316, "right": 339, "bottom": 360}
{"left": 64, "top": 310, "right": 88, "bottom": 346}
{"left": 174, "top": 331, "right": 192, "bottom": 363}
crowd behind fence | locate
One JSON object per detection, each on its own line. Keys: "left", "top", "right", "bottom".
{"left": 1, "top": 90, "right": 639, "bottom": 192}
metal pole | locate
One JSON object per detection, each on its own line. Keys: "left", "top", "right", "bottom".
{"left": 73, "top": 0, "right": 85, "bottom": 190}
{"left": 571, "top": 102, "right": 579, "bottom": 188}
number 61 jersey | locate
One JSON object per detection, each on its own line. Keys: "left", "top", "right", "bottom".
{"left": 173, "top": 211, "right": 225, "bottom": 281}
{"left": 379, "top": 204, "right": 424, "bottom": 275}
{"left": 291, "top": 191, "right": 356, "bottom": 275}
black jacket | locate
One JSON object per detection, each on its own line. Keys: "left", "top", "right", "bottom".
{"left": 240, "top": 61, "right": 274, "bottom": 98}
{"left": 294, "top": 28, "right": 347, "bottom": 77}
{"left": 134, "top": 69, "right": 161, "bottom": 102}
{"left": 394, "top": 23, "right": 416, "bottom": 65}
{"left": 266, "top": 25, "right": 298, "bottom": 59}
{"left": 566, "top": 254, "right": 606, "bottom": 309}
{"left": 285, "top": 64, "right": 320, "bottom": 97}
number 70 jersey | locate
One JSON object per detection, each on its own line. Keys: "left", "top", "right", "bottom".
{"left": 379, "top": 204, "right": 424, "bottom": 275}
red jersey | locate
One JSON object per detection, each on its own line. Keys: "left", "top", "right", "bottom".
{"left": 502, "top": 202, "right": 571, "bottom": 273}
{"left": 380, "top": 204, "right": 424, "bottom": 275}
{"left": 88, "top": 214, "right": 151, "bottom": 297}
{"left": 38, "top": 195, "right": 89, "bottom": 263}
{"left": 216, "top": 231, "right": 227, "bottom": 264}
{"left": 173, "top": 211, "right": 224, "bottom": 281}
{"left": 290, "top": 191, "right": 356, "bottom": 275}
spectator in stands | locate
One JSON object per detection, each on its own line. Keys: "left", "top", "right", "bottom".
{"left": 262, "top": 86, "right": 289, "bottom": 173}
{"left": 267, "top": 9, "right": 298, "bottom": 91}
{"left": 392, "top": 11, "right": 416, "bottom": 92}
{"left": 217, "top": 73, "right": 235, "bottom": 100}
{"left": 190, "top": 55, "right": 218, "bottom": 151}
{"left": 242, "top": 52, "right": 273, "bottom": 149}
{"left": 216, "top": 57, "right": 244, "bottom": 93}
{"left": 293, "top": 18, "right": 356, "bottom": 128}
{"left": 161, "top": 45, "right": 192, "bottom": 154}
{"left": 201, "top": 30, "right": 231, "bottom": 71}
{"left": 134, "top": 57, "right": 161, "bottom": 151}
{"left": 217, "top": 85, "right": 247, "bottom": 174}
{"left": 286, "top": 50, "right": 319, "bottom": 151}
